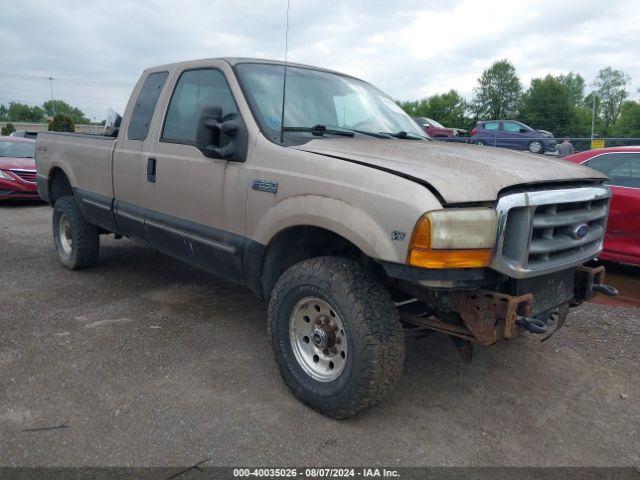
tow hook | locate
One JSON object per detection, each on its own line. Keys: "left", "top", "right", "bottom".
{"left": 592, "top": 284, "right": 619, "bottom": 297}
{"left": 516, "top": 316, "right": 548, "bottom": 334}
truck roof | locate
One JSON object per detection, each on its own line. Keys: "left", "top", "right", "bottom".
{"left": 143, "top": 57, "right": 360, "bottom": 80}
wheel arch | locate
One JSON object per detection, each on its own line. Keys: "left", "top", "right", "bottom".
{"left": 48, "top": 166, "right": 75, "bottom": 205}
{"left": 258, "top": 223, "right": 380, "bottom": 300}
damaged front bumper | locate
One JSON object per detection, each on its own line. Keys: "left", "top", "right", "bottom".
{"left": 397, "top": 264, "right": 618, "bottom": 348}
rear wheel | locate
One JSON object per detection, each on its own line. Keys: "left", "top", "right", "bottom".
{"left": 528, "top": 140, "right": 544, "bottom": 154}
{"left": 52, "top": 196, "right": 100, "bottom": 269}
{"left": 268, "top": 257, "right": 405, "bottom": 419}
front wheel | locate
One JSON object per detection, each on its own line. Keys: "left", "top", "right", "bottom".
{"left": 528, "top": 140, "right": 544, "bottom": 154}
{"left": 52, "top": 196, "right": 100, "bottom": 269}
{"left": 268, "top": 257, "right": 405, "bottom": 419}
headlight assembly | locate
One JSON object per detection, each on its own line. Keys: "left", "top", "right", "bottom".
{"left": 408, "top": 208, "right": 497, "bottom": 268}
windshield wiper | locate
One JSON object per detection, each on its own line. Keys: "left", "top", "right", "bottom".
{"left": 282, "top": 124, "right": 392, "bottom": 139}
{"left": 381, "top": 131, "right": 428, "bottom": 140}
{"left": 282, "top": 125, "right": 354, "bottom": 137}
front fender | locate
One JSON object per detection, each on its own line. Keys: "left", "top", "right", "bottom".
{"left": 253, "top": 194, "right": 401, "bottom": 263}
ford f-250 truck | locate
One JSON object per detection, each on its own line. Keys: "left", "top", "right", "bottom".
{"left": 36, "top": 58, "right": 617, "bottom": 418}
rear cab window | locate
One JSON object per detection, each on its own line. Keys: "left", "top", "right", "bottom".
{"left": 127, "top": 71, "right": 169, "bottom": 141}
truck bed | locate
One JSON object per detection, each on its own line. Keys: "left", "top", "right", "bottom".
{"left": 36, "top": 131, "right": 116, "bottom": 201}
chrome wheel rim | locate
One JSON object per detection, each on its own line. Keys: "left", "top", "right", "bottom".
{"left": 58, "top": 214, "right": 72, "bottom": 255}
{"left": 289, "top": 297, "right": 348, "bottom": 382}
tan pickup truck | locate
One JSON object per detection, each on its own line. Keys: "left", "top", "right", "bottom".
{"left": 36, "top": 58, "right": 617, "bottom": 418}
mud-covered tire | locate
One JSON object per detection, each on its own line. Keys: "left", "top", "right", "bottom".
{"left": 268, "top": 256, "right": 405, "bottom": 419}
{"left": 52, "top": 196, "right": 100, "bottom": 269}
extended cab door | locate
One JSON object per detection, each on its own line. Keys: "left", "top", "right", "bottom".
{"left": 142, "top": 61, "right": 249, "bottom": 283}
{"left": 113, "top": 69, "right": 170, "bottom": 240}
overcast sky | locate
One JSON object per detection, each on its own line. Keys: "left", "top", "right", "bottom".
{"left": 1, "top": 0, "right": 639, "bottom": 121}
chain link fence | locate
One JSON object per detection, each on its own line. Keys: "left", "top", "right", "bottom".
{"left": 432, "top": 134, "right": 640, "bottom": 154}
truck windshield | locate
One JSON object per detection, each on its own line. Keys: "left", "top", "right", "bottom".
{"left": 0, "top": 141, "right": 35, "bottom": 158}
{"left": 235, "top": 63, "right": 426, "bottom": 143}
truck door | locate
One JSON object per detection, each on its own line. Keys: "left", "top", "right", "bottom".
{"left": 143, "top": 63, "right": 248, "bottom": 283}
{"left": 113, "top": 70, "right": 169, "bottom": 241}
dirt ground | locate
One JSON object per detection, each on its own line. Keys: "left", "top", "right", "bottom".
{"left": 1, "top": 202, "right": 638, "bottom": 467}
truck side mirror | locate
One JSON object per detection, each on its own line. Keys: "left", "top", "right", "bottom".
{"left": 195, "top": 105, "right": 246, "bottom": 161}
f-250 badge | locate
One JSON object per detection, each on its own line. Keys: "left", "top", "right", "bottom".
{"left": 251, "top": 179, "right": 278, "bottom": 193}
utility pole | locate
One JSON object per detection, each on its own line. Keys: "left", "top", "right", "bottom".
{"left": 49, "top": 77, "right": 56, "bottom": 116}
{"left": 590, "top": 91, "right": 596, "bottom": 143}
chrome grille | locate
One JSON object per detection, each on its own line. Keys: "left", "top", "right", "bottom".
{"left": 10, "top": 169, "right": 37, "bottom": 183}
{"left": 492, "top": 186, "right": 610, "bottom": 278}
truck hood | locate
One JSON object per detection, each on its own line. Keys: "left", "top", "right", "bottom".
{"left": 293, "top": 139, "right": 607, "bottom": 204}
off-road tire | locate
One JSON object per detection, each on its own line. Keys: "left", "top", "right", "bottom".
{"left": 268, "top": 256, "right": 405, "bottom": 419}
{"left": 52, "top": 196, "right": 100, "bottom": 269}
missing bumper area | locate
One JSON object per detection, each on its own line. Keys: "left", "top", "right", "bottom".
{"left": 398, "top": 265, "right": 617, "bottom": 350}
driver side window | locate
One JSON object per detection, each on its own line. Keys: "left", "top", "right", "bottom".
{"left": 162, "top": 69, "right": 238, "bottom": 145}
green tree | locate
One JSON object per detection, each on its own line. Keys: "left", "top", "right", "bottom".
{"left": 7, "top": 102, "right": 45, "bottom": 122}
{"left": 48, "top": 114, "right": 75, "bottom": 132}
{"left": 424, "top": 90, "right": 470, "bottom": 128}
{"left": 471, "top": 59, "right": 522, "bottom": 119}
{"left": 1, "top": 122, "right": 16, "bottom": 135}
{"left": 614, "top": 100, "right": 640, "bottom": 136}
{"left": 520, "top": 74, "right": 592, "bottom": 136}
{"left": 43, "top": 100, "right": 89, "bottom": 124}
{"left": 0, "top": 104, "right": 8, "bottom": 121}
{"left": 521, "top": 75, "right": 573, "bottom": 134}
{"left": 398, "top": 90, "right": 470, "bottom": 128}
{"left": 593, "top": 67, "right": 631, "bottom": 128}
{"left": 397, "top": 98, "right": 429, "bottom": 117}
{"left": 557, "top": 73, "right": 585, "bottom": 107}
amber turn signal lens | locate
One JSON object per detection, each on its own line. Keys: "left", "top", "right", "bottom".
{"left": 410, "top": 215, "right": 431, "bottom": 249}
{"left": 408, "top": 248, "right": 492, "bottom": 269}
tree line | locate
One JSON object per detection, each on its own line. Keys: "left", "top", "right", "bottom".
{"left": 0, "top": 99, "right": 91, "bottom": 125}
{"left": 398, "top": 60, "right": 640, "bottom": 137}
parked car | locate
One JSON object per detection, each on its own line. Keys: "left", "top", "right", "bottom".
{"left": 36, "top": 58, "right": 615, "bottom": 418}
{"left": 0, "top": 136, "right": 39, "bottom": 200}
{"left": 565, "top": 146, "right": 640, "bottom": 266}
{"left": 471, "top": 120, "right": 557, "bottom": 154}
{"left": 10, "top": 130, "right": 39, "bottom": 140}
{"left": 413, "top": 117, "right": 466, "bottom": 138}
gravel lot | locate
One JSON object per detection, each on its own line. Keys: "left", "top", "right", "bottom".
{"left": 1, "top": 202, "right": 639, "bottom": 467}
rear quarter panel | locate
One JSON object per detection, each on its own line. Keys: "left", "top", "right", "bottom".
{"left": 36, "top": 132, "right": 116, "bottom": 198}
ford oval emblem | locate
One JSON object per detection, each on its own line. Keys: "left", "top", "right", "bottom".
{"left": 573, "top": 223, "right": 590, "bottom": 239}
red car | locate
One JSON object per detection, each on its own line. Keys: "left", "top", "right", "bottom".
{"left": 0, "top": 136, "right": 39, "bottom": 200}
{"left": 413, "top": 117, "right": 466, "bottom": 138}
{"left": 565, "top": 146, "right": 640, "bottom": 266}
